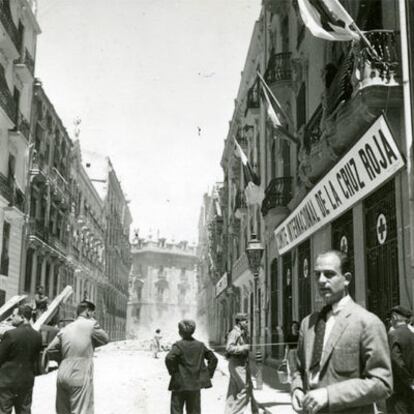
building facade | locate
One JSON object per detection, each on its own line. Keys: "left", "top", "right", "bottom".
{"left": 22, "top": 81, "right": 74, "bottom": 316}
{"left": 127, "top": 236, "right": 198, "bottom": 341}
{"left": 67, "top": 141, "right": 106, "bottom": 321}
{"left": 196, "top": 184, "right": 224, "bottom": 345}
{"left": 21, "top": 85, "right": 132, "bottom": 339}
{"left": 0, "top": 0, "right": 40, "bottom": 304}
{"left": 81, "top": 151, "right": 132, "bottom": 341}
{"left": 199, "top": 0, "right": 414, "bottom": 365}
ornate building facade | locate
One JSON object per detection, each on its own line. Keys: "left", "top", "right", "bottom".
{"left": 0, "top": 0, "right": 40, "bottom": 304}
{"left": 200, "top": 0, "right": 413, "bottom": 367}
{"left": 127, "top": 236, "right": 198, "bottom": 341}
{"left": 22, "top": 81, "right": 74, "bottom": 316}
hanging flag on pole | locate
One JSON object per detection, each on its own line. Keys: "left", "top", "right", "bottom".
{"left": 234, "top": 139, "right": 264, "bottom": 206}
{"left": 298, "top": 0, "right": 360, "bottom": 41}
{"left": 257, "top": 72, "right": 299, "bottom": 145}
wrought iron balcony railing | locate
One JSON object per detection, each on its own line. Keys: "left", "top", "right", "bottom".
{"left": 356, "top": 30, "right": 399, "bottom": 85}
{"left": 265, "top": 52, "right": 292, "bottom": 84}
{"left": 0, "top": 64, "right": 17, "bottom": 122}
{"left": 29, "top": 218, "right": 49, "bottom": 242}
{"left": 325, "top": 30, "right": 399, "bottom": 117}
{"left": 0, "top": 0, "right": 22, "bottom": 51}
{"left": 261, "top": 177, "right": 292, "bottom": 217}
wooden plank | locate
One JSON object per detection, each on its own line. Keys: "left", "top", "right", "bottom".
{"left": 33, "top": 286, "right": 73, "bottom": 331}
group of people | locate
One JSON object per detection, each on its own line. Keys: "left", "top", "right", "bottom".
{"left": 163, "top": 249, "right": 414, "bottom": 414}
{"left": 0, "top": 299, "right": 108, "bottom": 414}
{"left": 286, "top": 250, "right": 414, "bottom": 414}
{"left": 0, "top": 249, "right": 413, "bottom": 414}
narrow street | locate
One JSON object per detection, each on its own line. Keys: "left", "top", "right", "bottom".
{"left": 32, "top": 341, "right": 231, "bottom": 414}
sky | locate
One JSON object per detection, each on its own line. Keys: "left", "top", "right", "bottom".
{"left": 35, "top": 0, "right": 261, "bottom": 243}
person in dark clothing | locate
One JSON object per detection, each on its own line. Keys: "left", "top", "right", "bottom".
{"left": 0, "top": 304, "right": 42, "bottom": 414}
{"left": 284, "top": 320, "right": 300, "bottom": 383}
{"left": 387, "top": 305, "right": 414, "bottom": 414}
{"left": 165, "top": 319, "right": 218, "bottom": 414}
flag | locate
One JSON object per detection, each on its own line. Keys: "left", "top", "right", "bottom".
{"left": 234, "top": 139, "right": 264, "bottom": 206}
{"left": 298, "top": 0, "right": 360, "bottom": 41}
{"left": 257, "top": 73, "right": 299, "bottom": 145}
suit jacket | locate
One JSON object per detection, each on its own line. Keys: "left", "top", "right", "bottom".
{"left": 47, "top": 316, "right": 109, "bottom": 387}
{"left": 388, "top": 325, "right": 414, "bottom": 395}
{"left": 291, "top": 298, "right": 392, "bottom": 414}
{"left": 0, "top": 323, "right": 42, "bottom": 389}
{"left": 165, "top": 337, "right": 218, "bottom": 391}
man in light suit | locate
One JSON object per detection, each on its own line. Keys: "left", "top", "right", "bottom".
{"left": 291, "top": 250, "right": 392, "bottom": 414}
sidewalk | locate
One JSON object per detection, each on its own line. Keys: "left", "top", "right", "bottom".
{"left": 216, "top": 354, "right": 295, "bottom": 414}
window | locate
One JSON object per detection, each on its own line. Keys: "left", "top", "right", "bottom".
{"left": 24, "top": 248, "right": 34, "bottom": 292}
{"left": 8, "top": 154, "right": 16, "bottom": 186}
{"left": 0, "top": 290, "right": 5, "bottom": 307}
{"left": 296, "top": 83, "right": 306, "bottom": 129}
{"left": 0, "top": 222, "right": 10, "bottom": 276}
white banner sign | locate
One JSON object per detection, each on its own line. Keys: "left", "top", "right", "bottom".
{"left": 275, "top": 115, "right": 405, "bottom": 254}
{"left": 216, "top": 272, "right": 228, "bottom": 297}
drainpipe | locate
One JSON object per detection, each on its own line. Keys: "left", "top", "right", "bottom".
{"left": 399, "top": 0, "right": 414, "bottom": 292}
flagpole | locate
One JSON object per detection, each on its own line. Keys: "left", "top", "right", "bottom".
{"left": 256, "top": 71, "right": 293, "bottom": 126}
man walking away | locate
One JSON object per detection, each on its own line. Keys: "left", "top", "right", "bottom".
{"left": 224, "top": 313, "right": 258, "bottom": 414}
{"left": 165, "top": 319, "right": 217, "bottom": 414}
{"left": 291, "top": 250, "right": 392, "bottom": 414}
{"left": 45, "top": 300, "right": 109, "bottom": 414}
{"left": 387, "top": 305, "right": 414, "bottom": 414}
{"left": 0, "top": 304, "right": 42, "bottom": 414}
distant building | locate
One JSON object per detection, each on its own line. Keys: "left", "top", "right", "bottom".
{"left": 127, "top": 236, "right": 198, "bottom": 341}
{"left": 0, "top": 1, "right": 40, "bottom": 304}
{"left": 196, "top": 184, "right": 225, "bottom": 345}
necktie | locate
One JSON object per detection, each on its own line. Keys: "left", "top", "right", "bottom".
{"left": 310, "top": 304, "right": 332, "bottom": 371}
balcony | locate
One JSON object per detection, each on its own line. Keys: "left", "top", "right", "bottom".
{"left": 0, "top": 0, "right": 21, "bottom": 59}
{"left": 29, "top": 218, "right": 48, "bottom": 242}
{"left": 0, "top": 173, "right": 24, "bottom": 213}
{"left": 0, "top": 64, "right": 16, "bottom": 127}
{"left": 14, "top": 48, "right": 35, "bottom": 83}
{"left": 261, "top": 177, "right": 292, "bottom": 232}
{"left": 299, "top": 30, "right": 401, "bottom": 184}
{"left": 265, "top": 52, "right": 292, "bottom": 85}
{"left": 10, "top": 111, "right": 30, "bottom": 142}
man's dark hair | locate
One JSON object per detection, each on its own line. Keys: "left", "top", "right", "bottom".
{"left": 81, "top": 300, "right": 96, "bottom": 311}
{"left": 17, "top": 304, "right": 33, "bottom": 321}
{"left": 155, "top": 329, "right": 161, "bottom": 334}
{"left": 76, "top": 302, "right": 90, "bottom": 316}
{"left": 323, "top": 250, "right": 351, "bottom": 274}
{"left": 178, "top": 320, "right": 196, "bottom": 339}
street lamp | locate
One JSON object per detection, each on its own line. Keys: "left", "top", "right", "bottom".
{"left": 246, "top": 233, "right": 264, "bottom": 390}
